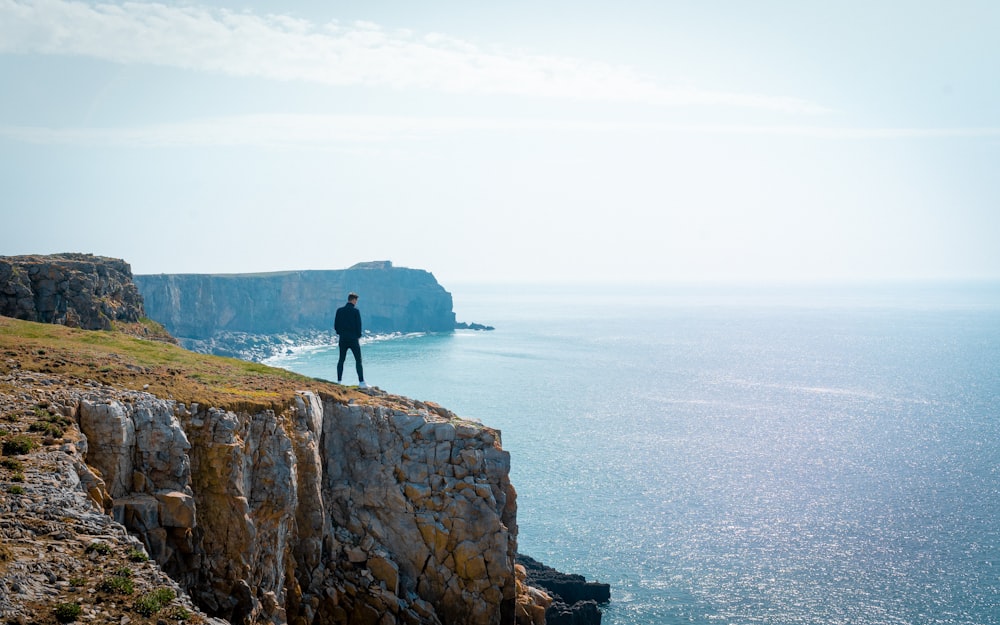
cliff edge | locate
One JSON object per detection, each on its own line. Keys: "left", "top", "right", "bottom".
{"left": 0, "top": 317, "right": 527, "bottom": 624}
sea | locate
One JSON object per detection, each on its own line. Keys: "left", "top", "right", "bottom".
{"left": 264, "top": 282, "right": 1000, "bottom": 625}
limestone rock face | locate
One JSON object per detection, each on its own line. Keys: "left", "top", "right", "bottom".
{"left": 78, "top": 397, "right": 197, "bottom": 583}
{"left": 0, "top": 253, "right": 144, "bottom": 330}
{"left": 319, "top": 401, "right": 518, "bottom": 625}
{"left": 134, "top": 261, "right": 457, "bottom": 358}
{"left": 75, "top": 387, "right": 519, "bottom": 625}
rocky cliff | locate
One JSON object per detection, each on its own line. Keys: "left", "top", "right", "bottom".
{"left": 134, "top": 262, "right": 460, "bottom": 359}
{"left": 0, "top": 321, "right": 529, "bottom": 624}
{"left": 0, "top": 253, "right": 145, "bottom": 330}
{"left": 81, "top": 386, "right": 518, "bottom": 625}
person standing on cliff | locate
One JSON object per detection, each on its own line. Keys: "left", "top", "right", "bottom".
{"left": 334, "top": 292, "right": 368, "bottom": 388}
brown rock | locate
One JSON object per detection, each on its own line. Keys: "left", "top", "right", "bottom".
{"left": 368, "top": 555, "right": 400, "bottom": 595}
{"left": 155, "top": 490, "right": 196, "bottom": 528}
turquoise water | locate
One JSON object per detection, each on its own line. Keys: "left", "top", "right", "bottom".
{"left": 266, "top": 283, "right": 1000, "bottom": 625}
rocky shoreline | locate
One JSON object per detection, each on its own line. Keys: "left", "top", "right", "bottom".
{"left": 517, "top": 555, "right": 609, "bottom": 625}
{"left": 180, "top": 328, "right": 492, "bottom": 364}
{"left": 181, "top": 329, "right": 341, "bottom": 362}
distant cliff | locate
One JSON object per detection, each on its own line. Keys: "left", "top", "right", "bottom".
{"left": 134, "top": 262, "right": 462, "bottom": 359}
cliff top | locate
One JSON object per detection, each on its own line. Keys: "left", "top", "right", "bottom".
{"left": 137, "top": 259, "right": 398, "bottom": 278}
{"left": 0, "top": 316, "right": 474, "bottom": 420}
{"left": 0, "top": 317, "right": 389, "bottom": 417}
{"left": 0, "top": 316, "right": 328, "bottom": 411}
{"left": 0, "top": 252, "right": 125, "bottom": 266}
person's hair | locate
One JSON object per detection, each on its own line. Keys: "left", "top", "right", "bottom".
{"left": 348, "top": 292, "right": 359, "bottom": 302}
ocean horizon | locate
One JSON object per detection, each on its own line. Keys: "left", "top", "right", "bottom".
{"left": 266, "top": 281, "right": 1000, "bottom": 625}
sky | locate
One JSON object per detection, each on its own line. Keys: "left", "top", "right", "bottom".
{"left": 1, "top": 0, "right": 999, "bottom": 286}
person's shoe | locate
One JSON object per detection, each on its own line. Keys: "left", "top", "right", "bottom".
{"left": 358, "top": 381, "right": 369, "bottom": 389}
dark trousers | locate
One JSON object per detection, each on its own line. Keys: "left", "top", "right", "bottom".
{"left": 337, "top": 338, "right": 363, "bottom": 382}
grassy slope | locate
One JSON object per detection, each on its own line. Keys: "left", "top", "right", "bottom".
{"left": 0, "top": 316, "right": 351, "bottom": 412}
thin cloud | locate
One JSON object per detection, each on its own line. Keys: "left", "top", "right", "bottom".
{"left": 0, "top": 0, "right": 828, "bottom": 113}
{"left": 698, "top": 125, "right": 1000, "bottom": 139}
{"left": 2, "top": 115, "right": 998, "bottom": 149}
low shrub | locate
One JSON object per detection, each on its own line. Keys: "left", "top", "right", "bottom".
{"left": 97, "top": 575, "right": 134, "bottom": 595}
{"left": 85, "top": 541, "right": 112, "bottom": 556}
{"left": 133, "top": 588, "right": 176, "bottom": 616}
{"left": 8, "top": 485, "right": 25, "bottom": 495}
{"left": 53, "top": 602, "right": 82, "bottom": 623}
{"left": 127, "top": 548, "right": 149, "bottom": 562}
{"left": 28, "top": 411, "right": 71, "bottom": 438}
{"left": 29, "top": 420, "right": 64, "bottom": 438}
{"left": 2, "top": 435, "right": 35, "bottom": 455}
{"left": 150, "top": 588, "right": 176, "bottom": 603}
{"left": 51, "top": 413, "right": 73, "bottom": 427}
{"left": 168, "top": 606, "right": 191, "bottom": 620}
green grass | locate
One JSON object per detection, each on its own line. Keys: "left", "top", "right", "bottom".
{"left": 168, "top": 606, "right": 191, "bottom": 620}
{"left": 2, "top": 435, "right": 35, "bottom": 455}
{"left": 54, "top": 602, "right": 82, "bottom": 623}
{"left": 28, "top": 420, "right": 64, "bottom": 438}
{"left": 127, "top": 548, "right": 150, "bottom": 562}
{"left": 84, "top": 542, "right": 112, "bottom": 556}
{"left": 133, "top": 588, "right": 176, "bottom": 616}
{"left": 0, "top": 316, "right": 348, "bottom": 411}
{"left": 0, "top": 458, "right": 23, "bottom": 471}
{"left": 97, "top": 574, "right": 134, "bottom": 595}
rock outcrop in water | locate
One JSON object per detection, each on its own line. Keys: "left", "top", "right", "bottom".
{"left": 517, "top": 555, "right": 609, "bottom": 625}
{"left": 134, "top": 262, "right": 464, "bottom": 359}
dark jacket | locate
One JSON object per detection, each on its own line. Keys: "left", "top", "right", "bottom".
{"left": 334, "top": 302, "right": 362, "bottom": 340}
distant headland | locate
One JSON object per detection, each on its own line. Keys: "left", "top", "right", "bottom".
{"left": 134, "top": 260, "right": 494, "bottom": 360}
